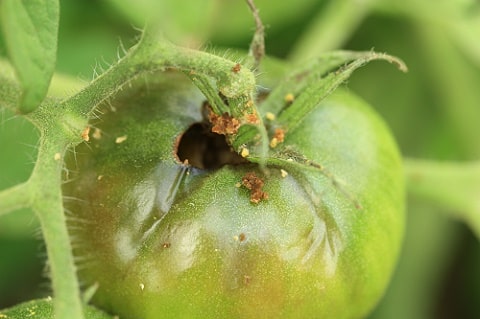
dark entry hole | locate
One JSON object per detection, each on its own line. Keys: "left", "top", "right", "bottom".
{"left": 176, "top": 122, "right": 246, "bottom": 170}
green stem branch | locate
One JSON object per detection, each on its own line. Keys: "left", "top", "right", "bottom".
{"left": 405, "top": 158, "right": 480, "bottom": 239}
{"left": 0, "top": 182, "right": 32, "bottom": 216}
{"left": 245, "top": 0, "right": 265, "bottom": 69}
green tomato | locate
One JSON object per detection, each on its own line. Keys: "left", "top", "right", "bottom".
{"left": 64, "top": 71, "right": 404, "bottom": 319}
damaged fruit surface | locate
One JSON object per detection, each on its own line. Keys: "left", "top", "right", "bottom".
{"left": 64, "top": 70, "right": 404, "bottom": 319}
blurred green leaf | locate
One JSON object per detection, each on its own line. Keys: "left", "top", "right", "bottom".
{"left": 1, "top": 0, "right": 59, "bottom": 113}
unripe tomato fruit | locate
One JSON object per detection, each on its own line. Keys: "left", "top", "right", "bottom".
{"left": 64, "top": 71, "right": 404, "bottom": 319}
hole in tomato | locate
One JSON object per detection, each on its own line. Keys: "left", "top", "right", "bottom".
{"left": 176, "top": 122, "right": 246, "bottom": 170}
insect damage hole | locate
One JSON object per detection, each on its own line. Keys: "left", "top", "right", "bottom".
{"left": 176, "top": 122, "right": 246, "bottom": 170}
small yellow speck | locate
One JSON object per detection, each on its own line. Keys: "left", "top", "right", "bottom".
{"left": 97, "top": 175, "right": 104, "bottom": 181}
{"left": 235, "top": 182, "right": 242, "bottom": 188}
{"left": 92, "top": 128, "right": 102, "bottom": 140}
{"left": 240, "top": 147, "right": 249, "bottom": 158}
{"left": 280, "top": 169, "right": 288, "bottom": 178}
{"left": 269, "top": 137, "right": 278, "bottom": 148}
{"left": 81, "top": 126, "right": 90, "bottom": 142}
{"left": 284, "top": 93, "right": 295, "bottom": 103}
{"left": 115, "top": 135, "right": 128, "bottom": 144}
{"left": 140, "top": 283, "right": 145, "bottom": 291}
{"left": 54, "top": 153, "right": 61, "bottom": 161}
{"left": 265, "top": 112, "right": 276, "bottom": 121}
{"left": 287, "top": 158, "right": 294, "bottom": 162}
{"left": 233, "top": 235, "right": 239, "bottom": 241}
{"left": 0, "top": 314, "right": 7, "bottom": 318}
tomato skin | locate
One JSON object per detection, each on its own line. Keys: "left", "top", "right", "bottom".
{"left": 64, "top": 72, "right": 404, "bottom": 319}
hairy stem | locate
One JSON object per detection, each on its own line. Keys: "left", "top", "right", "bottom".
{"left": 64, "top": 29, "right": 256, "bottom": 119}
{"left": 245, "top": 0, "right": 265, "bottom": 69}
{"left": 29, "top": 131, "right": 84, "bottom": 319}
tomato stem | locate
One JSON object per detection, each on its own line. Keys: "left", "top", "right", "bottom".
{"left": 245, "top": 0, "right": 265, "bottom": 70}
{"left": 26, "top": 129, "right": 85, "bottom": 319}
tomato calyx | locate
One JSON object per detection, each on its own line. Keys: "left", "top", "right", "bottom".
{"left": 174, "top": 49, "right": 407, "bottom": 210}
{"left": 174, "top": 98, "right": 272, "bottom": 203}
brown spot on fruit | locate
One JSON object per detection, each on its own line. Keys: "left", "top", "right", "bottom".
{"left": 241, "top": 172, "right": 268, "bottom": 203}
{"left": 232, "top": 63, "right": 241, "bottom": 73}
{"left": 238, "top": 233, "right": 247, "bottom": 242}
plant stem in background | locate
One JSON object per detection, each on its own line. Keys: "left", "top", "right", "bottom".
{"left": 405, "top": 158, "right": 480, "bottom": 239}
{"left": 0, "top": 183, "right": 32, "bottom": 217}
{"left": 417, "top": 24, "right": 480, "bottom": 158}
{"left": 288, "top": 0, "right": 376, "bottom": 63}
{"left": 245, "top": 0, "right": 265, "bottom": 69}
